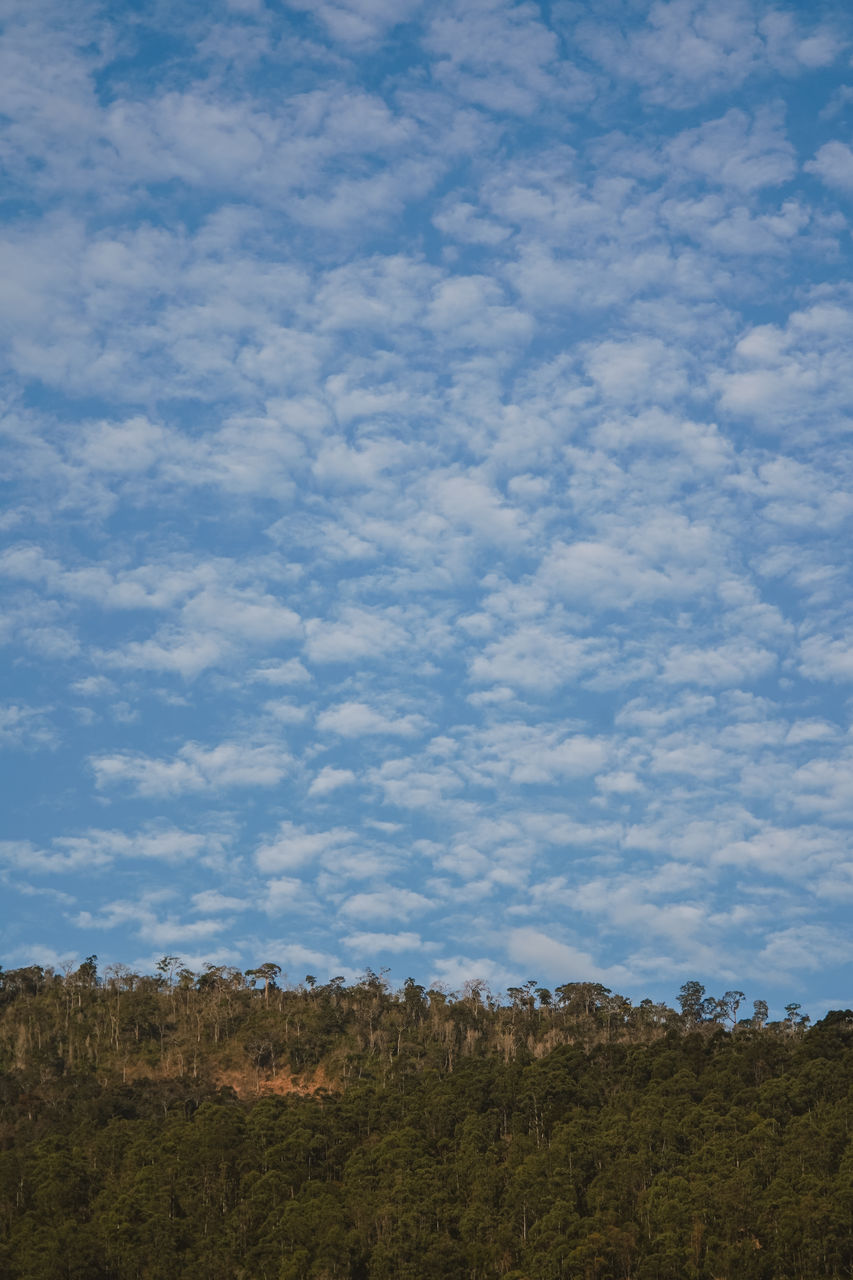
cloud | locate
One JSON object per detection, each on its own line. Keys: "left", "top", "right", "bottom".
{"left": 285, "top": 0, "right": 421, "bottom": 47}
{"left": 338, "top": 887, "right": 434, "bottom": 922}
{"left": 0, "top": 826, "right": 226, "bottom": 873}
{"left": 72, "top": 675, "right": 117, "bottom": 697}
{"left": 368, "top": 757, "right": 465, "bottom": 810}
{"left": 182, "top": 589, "right": 302, "bottom": 643}
{"left": 341, "top": 930, "right": 422, "bottom": 954}
{"left": 660, "top": 642, "right": 776, "bottom": 687}
{"left": 715, "top": 300, "right": 853, "bottom": 429}
{"left": 667, "top": 107, "right": 795, "bottom": 192}
{"left": 267, "top": 942, "right": 343, "bottom": 975}
{"left": 304, "top": 607, "right": 410, "bottom": 663}
{"left": 784, "top": 719, "right": 839, "bottom": 745}
{"left": 433, "top": 200, "right": 510, "bottom": 246}
{"left": 74, "top": 896, "right": 230, "bottom": 947}
{"left": 424, "top": 0, "right": 572, "bottom": 117}
{"left": 713, "top": 823, "right": 845, "bottom": 879}
{"left": 0, "top": 703, "right": 56, "bottom": 750}
{"left": 542, "top": 533, "right": 708, "bottom": 608}
{"left": 806, "top": 141, "right": 853, "bottom": 191}
{"left": 254, "top": 822, "right": 355, "bottom": 873}
{"left": 799, "top": 633, "right": 853, "bottom": 682}
{"left": 428, "top": 953, "right": 514, "bottom": 991}
{"left": 3, "top": 0, "right": 853, "bottom": 1014}
{"left": 573, "top": 0, "right": 838, "bottom": 108}
{"left": 316, "top": 701, "right": 428, "bottom": 738}
{"left": 461, "top": 723, "right": 610, "bottom": 786}
{"left": 758, "top": 924, "right": 853, "bottom": 975}
{"left": 251, "top": 659, "right": 312, "bottom": 685}
{"left": 264, "top": 698, "right": 309, "bottom": 725}
{"left": 98, "top": 630, "right": 230, "bottom": 679}
{"left": 468, "top": 625, "right": 607, "bottom": 692}
{"left": 506, "top": 927, "right": 633, "bottom": 986}
{"left": 91, "top": 741, "right": 291, "bottom": 796}
{"left": 191, "top": 890, "right": 248, "bottom": 913}
{"left": 308, "top": 766, "right": 357, "bottom": 796}
{"left": 789, "top": 752, "right": 853, "bottom": 821}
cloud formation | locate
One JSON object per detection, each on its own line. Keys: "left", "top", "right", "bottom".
{"left": 2, "top": 0, "right": 853, "bottom": 1015}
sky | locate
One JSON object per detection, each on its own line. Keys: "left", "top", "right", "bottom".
{"left": 2, "top": 0, "right": 853, "bottom": 1016}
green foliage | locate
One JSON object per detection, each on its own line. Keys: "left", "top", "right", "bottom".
{"left": 0, "top": 964, "right": 850, "bottom": 1277}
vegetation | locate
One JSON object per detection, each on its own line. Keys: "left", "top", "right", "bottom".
{"left": 0, "top": 958, "right": 850, "bottom": 1278}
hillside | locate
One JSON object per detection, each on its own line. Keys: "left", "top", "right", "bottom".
{"left": 0, "top": 961, "right": 851, "bottom": 1278}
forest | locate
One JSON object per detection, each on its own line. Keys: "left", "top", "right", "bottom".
{"left": 0, "top": 957, "right": 851, "bottom": 1279}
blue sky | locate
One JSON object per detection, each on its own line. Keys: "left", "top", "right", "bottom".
{"left": 3, "top": 0, "right": 853, "bottom": 1015}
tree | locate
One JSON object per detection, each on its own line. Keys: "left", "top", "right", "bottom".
{"left": 76, "top": 955, "right": 98, "bottom": 987}
{"left": 246, "top": 963, "right": 281, "bottom": 1002}
{"left": 554, "top": 982, "right": 611, "bottom": 1018}
{"left": 677, "top": 981, "right": 706, "bottom": 1025}
{"left": 155, "top": 955, "right": 181, "bottom": 988}
{"left": 717, "top": 990, "right": 745, "bottom": 1028}
{"left": 784, "top": 1002, "right": 810, "bottom": 1032}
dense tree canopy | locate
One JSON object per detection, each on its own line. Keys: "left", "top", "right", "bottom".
{"left": 0, "top": 960, "right": 849, "bottom": 1278}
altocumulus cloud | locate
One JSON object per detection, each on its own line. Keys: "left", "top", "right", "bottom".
{"left": 2, "top": 0, "right": 853, "bottom": 1014}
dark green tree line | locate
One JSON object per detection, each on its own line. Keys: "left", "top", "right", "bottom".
{"left": 0, "top": 960, "right": 848, "bottom": 1278}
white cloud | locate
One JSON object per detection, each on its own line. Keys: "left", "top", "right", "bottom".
{"left": 368, "top": 756, "right": 465, "bottom": 810}
{"left": 0, "top": 826, "right": 225, "bottom": 873}
{"left": 716, "top": 300, "right": 853, "bottom": 428}
{"left": 806, "top": 140, "right": 853, "bottom": 191}
{"left": 790, "top": 753, "right": 853, "bottom": 820}
{"left": 75, "top": 897, "right": 230, "bottom": 947}
{"left": 584, "top": 338, "right": 690, "bottom": 405}
{"left": 304, "top": 607, "right": 409, "bottom": 663}
{"left": 468, "top": 625, "right": 606, "bottom": 692}
{"left": 308, "top": 765, "right": 357, "bottom": 796}
{"left": 574, "top": 1, "right": 838, "bottom": 108}
{"left": 433, "top": 200, "right": 510, "bottom": 246}
{"left": 661, "top": 641, "right": 776, "bottom": 687}
{"left": 425, "top": 0, "right": 572, "bottom": 117}
{"left": 99, "top": 630, "right": 230, "bottom": 679}
{"left": 91, "top": 741, "right": 291, "bottom": 796}
{"left": 316, "top": 700, "right": 428, "bottom": 738}
{"left": 542, "top": 533, "right": 707, "bottom": 608}
{"left": 191, "top": 890, "right": 248, "bottom": 913}
{"left": 78, "top": 416, "right": 170, "bottom": 473}
{"left": 251, "top": 659, "right": 312, "bottom": 685}
{"left": 714, "top": 823, "right": 845, "bottom": 879}
{"left": 667, "top": 107, "right": 795, "bottom": 192}
{"left": 428, "top": 953, "right": 514, "bottom": 991}
{"left": 799, "top": 633, "right": 853, "bottom": 682}
{"left": 182, "top": 589, "right": 302, "bottom": 643}
{"left": 426, "top": 276, "right": 533, "bottom": 349}
{"left": 785, "top": 719, "right": 840, "bottom": 745}
{"left": 338, "top": 887, "right": 434, "bottom": 921}
{"left": 255, "top": 821, "right": 354, "bottom": 873}
{"left": 2, "top": 0, "right": 853, "bottom": 1013}
{"left": 72, "top": 675, "right": 117, "bottom": 697}
{"left": 0, "top": 703, "right": 56, "bottom": 750}
{"left": 759, "top": 924, "right": 853, "bottom": 975}
{"left": 461, "top": 723, "right": 610, "bottom": 786}
{"left": 250, "top": 941, "right": 342, "bottom": 977}
{"left": 285, "top": 0, "right": 421, "bottom": 47}
{"left": 264, "top": 698, "right": 309, "bottom": 724}
{"left": 596, "top": 770, "right": 644, "bottom": 795}
{"left": 342, "top": 930, "right": 422, "bottom": 953}
{"left": 506, "top": 927, "right": 633, "bottom": 986}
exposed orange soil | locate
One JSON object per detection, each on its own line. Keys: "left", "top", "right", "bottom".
{"left": 215, "top": 1064, "right": 335, "bottom": 1098}
{"left": 103, "top": 1059, "right": 337, "bottom": 1098}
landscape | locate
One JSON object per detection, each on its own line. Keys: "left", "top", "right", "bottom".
{"left": 4, "top": 0, "right": 853, "bottom": 1272}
